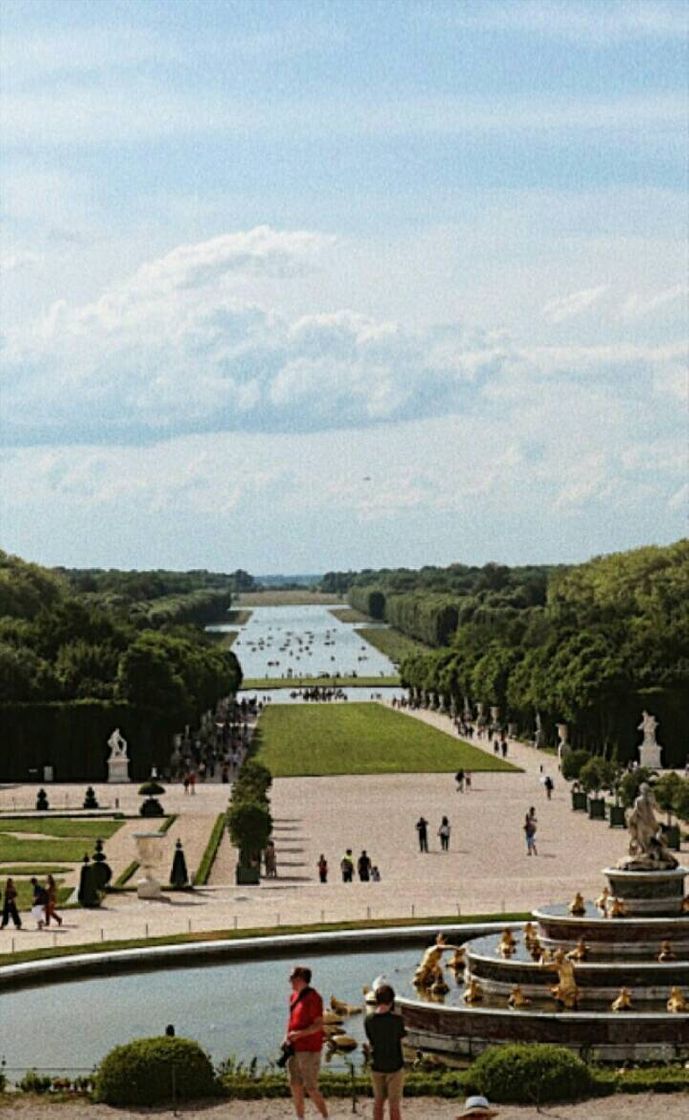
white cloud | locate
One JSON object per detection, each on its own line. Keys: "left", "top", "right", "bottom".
{"left": 542, "top": 285, "right": 608, "bottom": 323}
{"left": 618, "top": 283, "right": 688, "bottom": 319}
{"left": 0, "top": 250, "right": 41, "bottom": 274}
{"left": 447, "top": 1, "right": 688, "bottom": 44}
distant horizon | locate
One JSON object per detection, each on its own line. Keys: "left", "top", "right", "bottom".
{"left": 2, "top": 1, "right": 686, "bottom": 571}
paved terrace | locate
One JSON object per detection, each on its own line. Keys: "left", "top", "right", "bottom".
{"left": 0, "top": 705, "right": 662, "bottom": 953}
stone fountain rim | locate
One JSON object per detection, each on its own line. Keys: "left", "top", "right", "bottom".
{"left": 395, "top": 994, "right": 687, "bottom": 1021}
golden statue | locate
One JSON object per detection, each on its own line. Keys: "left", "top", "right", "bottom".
{"left": 611, "top": 987, "right": 632, "bottom": 1012}
{"left": 414, "top": 932, "right": 463, "bottom": 989}
{"left": 327, "top": 1032, "right": 357, "bottom": 1052}
{"left": 330, "top": 995, "right": 362, "bottom": 1016}
{"left": 595, "top": 886, "right": 610, "bottom": 912}
{"left": 463, "top": 977, "right": 483, "bottom": 1003}
{"left": 447, "top": 947, "right": 466, "bottom": 981}
{"left": 566, "top": 938, "right": 588, "bottom": 962}
{"left": 507, "top": 985, "right": 531, "bottom": 1009}
{"left": 538, "top": 947, "right": 554, "bottom": 964}
{"left": 568, "top": 892, "right": 586, "bottom": 916}
{"left": 498, "top": 929, "right": 517, "bottom": 957}
{"left": 608, "top": 896, "right": 626, "bottom": 918}
{"left": 523, "top": 921, "right": 539, "bottom": 945}
{"left": 658, "top": 940, "right": 676, "bottom": 962}
{"left": 546, "top": 951, "right": 578, "bottom": 1009}
{"left": 667, "top": 987, "right": 688, "bottom": 1013}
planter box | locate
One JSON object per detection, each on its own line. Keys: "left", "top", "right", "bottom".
{"left": 661, "top": 824, "right": 681, "bottom": 851}
{"left": 571, "top": 791, "right": 588, "bottom": 811}
{"left": 588, "top": 797, "right": 606, "bottom": 820}
{"left": 235, "top": 864, "right": 260, "bottom": 886}
{"left": 609, "top": 804, "right": 626, "bottom": 828}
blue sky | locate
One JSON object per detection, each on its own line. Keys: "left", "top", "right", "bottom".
{"left": 1, "top": 0, "right": 686, "bottom": 573}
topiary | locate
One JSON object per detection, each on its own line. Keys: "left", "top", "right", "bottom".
{"left": 94, "top": 1036, "right": 216, "bottom": 1105}
{"left": 560, "top": 750, "right": 592, "bottom": 783}
{"left": 464, "top": 1043, "right": 595, "bottom": 1105}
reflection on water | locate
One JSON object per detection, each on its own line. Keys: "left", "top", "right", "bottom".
{"left": 209, "top": 604, "right": 398, "bottom": 680}
{"left": 3, "top": 946, "right": 420, "bottom": 1073}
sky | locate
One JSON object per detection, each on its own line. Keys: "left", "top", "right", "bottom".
{"left": 1, "top": 0, "right": 687, "bottom": 574}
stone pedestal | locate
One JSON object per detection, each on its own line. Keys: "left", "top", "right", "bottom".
{"left": 639, "top": 741, "right": 663, "bottom": 770}
{"left": 107, "top": 756, "right": 130, "bottom": 783}
{"left": 133, "top": 832, "right": 164, "bottom": 899}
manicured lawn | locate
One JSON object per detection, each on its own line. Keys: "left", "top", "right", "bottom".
{"left": 255, "top": 704, "right": 520, "bottom": 777}
{"left": 328, "top": 607, "right": 370, "bottom": 623}
{"left": 0, "top": 817, "right": 123, "bottom": 838}
{"left": 242, "top": 675, "right": 400, "bottom": 690}
{"left": 357, "top": 626, "right": 431, "bottom": 663}
{"left": 236, "top": 590, "right": 341, "bottom": 606}
{"left": 0, "top": 865, "right": 71, "bottom": 875}
{"left": 0, "top": 836, "right": 105, "bottom": 862}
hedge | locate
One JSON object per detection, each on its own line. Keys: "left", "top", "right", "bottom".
{"left": 94, "top": 1036, "right": 217, "bottom": 1105}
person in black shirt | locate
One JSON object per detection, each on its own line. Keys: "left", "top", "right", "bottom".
{"left": 364, "top": 983, "right": 406, "bottom": 1120}
{"left": 357, "top": 850, "right": 372, "bottom": 881}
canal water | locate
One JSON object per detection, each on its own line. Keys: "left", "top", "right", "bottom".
{"left": 209, "top": 603, "right": 398, "bottom": 683}
{"left": 2, "top": 945, "right": 421, "bottom": 1075}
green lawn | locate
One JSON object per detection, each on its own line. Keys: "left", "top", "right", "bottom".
{"left": 242, "top": 675, "right": 400, "bottom": 690}
{"left": 0, "top": 817, "right": 123, "bottom": 838}
{"left": 0, "top": 864, "right": 71, "bottom": 875}
{"left": 357, "top": 626, "right": 431, "bottom": 664}
{"left": 236, "top": 589, "right": 341, "bottom": 606}
{"left": 328, "top": 607, "right": 371, "bottom": 623}
{"left": 0, "top": 836, "right": 106, "bottom": 862}
{"left": 255, "top": 703, "right": 520, "bottom": 777}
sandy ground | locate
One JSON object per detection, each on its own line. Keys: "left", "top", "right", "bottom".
{"left": 0, "top": 706, "right": 650, "bottom": 951}
{"left": 0, "top": 1093, "right": 687, "bottom": 1119}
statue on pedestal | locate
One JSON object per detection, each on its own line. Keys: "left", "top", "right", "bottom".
{"left": 619, "top": 782, "right": 677, "bottom": 870}
{"left": 107, "top": 728, "right": 131, "bottom": 784}
{"left": 637, "top": 709, "right": 663, "bottom": 770}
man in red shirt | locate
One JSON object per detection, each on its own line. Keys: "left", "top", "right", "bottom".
{"left": 284, "top": 965, "right": 328, "bottom": 1119}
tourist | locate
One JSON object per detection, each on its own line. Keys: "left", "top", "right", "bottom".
{"left": 183, "top": 772, "right": 190, "bottom": 794}
{"left": 317, "top": 854, "right": 328, "bottom": 883}
{"left": 415, "top": 817, "right": 429, "bottom": 853}
{"left": 284, "top": 965, "right": 328, "bottom": 1119}
{"left": 340, "top": 849, "right": 354, "bottom": 883}
{"left": 358, "top": 850, "right": 372, "bottom": 882}
{"left": 1, "top": 877, "right": 21, "bottom": 930}
{"left": 371, "top": 865, "right": 381, "bottom": 882}
{"left": 455, "top": 769, "right": 464, "bottom": 792}
{"left": 544, "top": 775, "right": 554, "bottom": 800}
{"left": 465, "top": 772, "right": 472, "bottom": 792}
{"left": 524, "top": 810, "right": 538, "bottom": 856}
{"left": 264, "top": 839, "right": 277, "bottom": 878}
{"left": 45, "top": 874, "right": 63, "bottom": 926}
{"left": 501, "top": 738, "right": 508, "bottom": 759}
{"left": 364, "top": 983, "right": 406, "bottom": 1120}
{"left": 29, "top": 877, "right": 48, "bottom": 930}
{"left": 456, "top": 1094, "right": 499, "bottom": 1118}
{"left": 188, "top": 770, "right": 197, "bottom": 794}
{"left": 438, "top": 816, "right": 451, "bottom": 851}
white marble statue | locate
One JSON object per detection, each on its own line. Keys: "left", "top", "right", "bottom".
{"left": 638, "top": 710, "right": 659, "bottom": 745}
{"left": 637, "top": 709, "right": 663, "bottom": 770}
{"left": 623, "top": 782, "right": 677, "bottom": 869}
{"left": 107, "top": 728, "right": 128, "bottom": 759}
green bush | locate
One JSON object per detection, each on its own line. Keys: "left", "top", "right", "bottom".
{"left": 560, "top": 750, "right": 592, "bottom": 782}
{"left": 18, "top": 1069, "right": 52, "bottom": 1094}
{"left": 464, "top": 1043, "right": 595, "bottom": 1104}
{"left": 94, "top": 1036, "right": 216, "bottom": 1105}
{"left": 579, "top": 756, "right": 615, "bottom": 795}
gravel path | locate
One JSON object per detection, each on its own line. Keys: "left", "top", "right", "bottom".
{"left": 1, "top": 1093, "right": 687, "bottom": 1119}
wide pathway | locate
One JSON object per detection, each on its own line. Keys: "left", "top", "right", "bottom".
{"left": 0, "top": 705, "right": 663, "bottom": 954}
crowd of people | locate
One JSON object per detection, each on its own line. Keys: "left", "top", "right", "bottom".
{"left": 1, "top": 874, "right": 62, "bottom": 931}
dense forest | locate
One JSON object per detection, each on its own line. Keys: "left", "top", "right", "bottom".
{"left": 335, "top": 543, "right": 689, "bottom": 764}
{"left": 0, "top": 552, "right": 242, "bottom": 779}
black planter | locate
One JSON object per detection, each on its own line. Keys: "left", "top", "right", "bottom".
{"left": 588, "top": 797, "right": 606, "bottom": 820}
{"left": 609, "top": 804, "right": 626, "bottom": 828}
{"left": 661, "top": 823, "right": 681, "bottom": 851}
{"left": 235, "top": 864, "right": 260, "bottom": 886}
{"left": 571, "top": 791, "right": 588, "bottom": 811}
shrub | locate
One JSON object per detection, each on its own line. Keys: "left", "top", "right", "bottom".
{"left": 579, "top": 756, "right": 615, "bottom": 795}
{"left": 18, "top": 1069, "right": 52, "bottom": 1094}
{"left": 464, "top": 1043, "right": 595, "bottom": 1104}
{"left": 227, "top": 800, "right": 272, "bottom": 866}
{"left": 94, "top": 1036, "right": 216, "bottom": 1105}
{"left": 560, "top": 750, "right": 591, "bottom": 782}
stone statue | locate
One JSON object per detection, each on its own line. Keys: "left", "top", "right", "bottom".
{"left": 107, "top": 728, "right": 128, "bottom": 759}
{"left": 623, "top": 782, "right": 677, "bottom": 868}
{"left": 637, "top": 709, "right": 663, "bottom": 769}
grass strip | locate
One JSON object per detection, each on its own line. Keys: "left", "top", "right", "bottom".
{"left": 256, "top": 703, "right": 520, "bottom": 777}
{"left": 242, "top": 675, "right": 400, "bottom": 690}
{"left": 193, "top": 813, "right": 226, "bottom": 886}
{"left": 0, "top": 911, "right": 529, "bottom": 969}
{"left": 159, "top": 813, "right": 177, "bottom": 833}
{"left": 112, "top": 860, "right": 139, "bottom": 888}
{"left": 328, "top": 607, "right": 370, "bottom": 623}
{"left": 0, "top": 818, "right": 124, "bottom": 839}
{"left": 0, "top": 865, "right": 71, "bottom": 875}
{"left": 358, "top": 626, "right": 431, "bottom": 663}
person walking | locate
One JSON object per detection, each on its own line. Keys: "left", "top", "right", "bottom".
{"left": 455, "top": 769, "right": 464, "bottom": 792}
{"left": 438, "top": 816, "right": 451, "bottom": 851}
{"left": 524, "top": 809, "right": 538, "bottom": 856}
{"left": 284, "top": 965, "right": 328, "bottom": 1119}
{"left": 364, "top": 983, "right": 406, "bottom": 1120}
{"left": 544, "top": 775, "right": 554, "bottom": 800}
{"left": 317, "top": 855, "right": 328, "bottom": 883}
{"left": 465, "top": 772, "right": 472, "bottom": 792}
{"left": 340, "top": 849, "right": 354, "bottom": 883}
{"left": 29, "top": 877, "right": 47, "bottom": 930}
{"left": 1, "top": 877, "right": 21, "bottom": 929}
{"left": 45, "top": 874, "right": 63, "bottom": 926}
{"left": 264, "top": 839, "right": 278, "bottom": 878}
{"left": 358, "top": 850, "right": 372, "bottom": 882}
{"left": 415, "top": 817, "right": 429, "bottom": 853}
{"left": 371, "top": 865, "right": 381, "bottom": 882}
